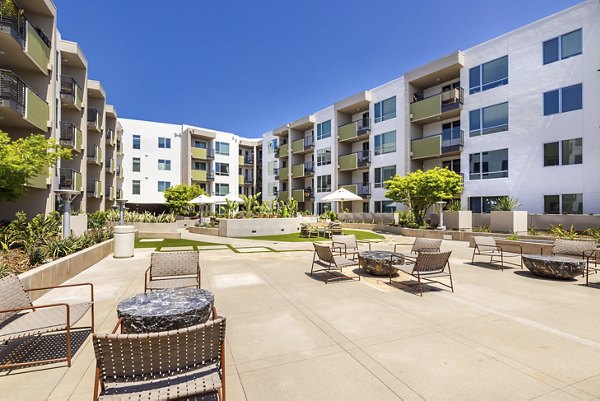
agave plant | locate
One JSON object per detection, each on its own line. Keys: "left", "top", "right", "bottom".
{"left": 446, "top": 200, "right": 462, "bottom": 211}
{"left": 492, "top": 196, "right": 521, "bottom": 211}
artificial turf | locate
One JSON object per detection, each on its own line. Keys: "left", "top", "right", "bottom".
{"left": 135, "top": 238, "right": 221, "bottom": 249}
{"left": 238, "top": 229, "right": 384, "bottom": 242}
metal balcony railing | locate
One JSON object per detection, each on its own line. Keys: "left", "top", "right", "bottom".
{"left": 87, "top": 108, "right": 99, "bottom": 123}
{"left": 304, "top": 161, "right": 315, "bottom": 175}
{"left": 304, "top": 136, "right": 315, "bottom": 149}
{"left": 60, "top": 76, "right": 81, "bottom": 97}
{"left": 59, "top": 121, "right": 78, "bottom": 147}
{"left": 0, "top": 0, "right": 50, "bottom": 47}
{"left": 0, "top": 69, "right": 25, "bottom": 112}
{"left": 58, "top": 168, "right": 79, "bottom": 191}
{"left": 441, "top": 128, "right": 464, "bottom": 152}
{"left": 356, "top": 150, "right": 370, "bottom": 167}
{"left": 87, "top": 179, "right": 99, "bottom": 196}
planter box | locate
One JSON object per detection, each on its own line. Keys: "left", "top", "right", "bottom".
{"left": 18, "top": 239, "right": 114, "bottom": 301}
{"left": 491, "top": 211, "right": 528, "bottom": 234}
{"left": 70, "top": 214, "right": 88, "bottom": 236}
{"left": 443, "top": 211, "right": 472, "bottom": 231}
{"left": 188, "top": 227, "right": 219, "bottom": 236}
{"left": 130, "top": 222, "right": 179, "bottom": 233}
{"left": 218, "top": 217, "right": 317, "bottom": 237}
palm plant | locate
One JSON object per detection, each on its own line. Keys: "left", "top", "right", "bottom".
{"left": 492, "top": 196, "right": 521, "bottom": 211}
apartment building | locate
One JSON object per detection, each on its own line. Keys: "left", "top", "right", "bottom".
{"left": 0, "top": 0, "right": 124, "bottom": 219}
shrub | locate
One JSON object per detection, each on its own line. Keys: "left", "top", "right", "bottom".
{"left": 473, "top": 225, "right": 491, "bottom": 233}
{"left": 549, "top": 224, "right": 577, "bottom": 240}
{"left": 492, "top": 196, "right": 521, "bottom": 211}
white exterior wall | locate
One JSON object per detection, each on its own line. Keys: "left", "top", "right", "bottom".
{"left": 119, "top": 118, "right": 182, "bottom": 204}
{"left": 261, "top": 131, "right": 278, "bottom": 201}
{"left": 314, "top": 106, "right": 335, "bottom": 210}
{"left": 461, "top": 0, "right": 600, "bottom": 213}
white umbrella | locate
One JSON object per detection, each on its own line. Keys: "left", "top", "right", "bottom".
{"left": 321, "top": 188, "right": 362, "bottom": 213}
{"left": 189, "top": 194, "right": 215, "bottom": 222}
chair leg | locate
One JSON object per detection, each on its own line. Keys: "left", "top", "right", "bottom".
{"left": 417, "top": 274, "right": 423, "bottom": 297}
{"left": 310, "top": 252, "right": 316, "bottom": 276}
{"left": 500, "top": 251, "right": 504, "bottom": 271}
{"left": 66, "top": 323, "right": 72, "bottom": 367}
{"left": 471, "top": 247, "right": 477, "bottom": 264}
{"left": 448, "top": 262, "right": 454, "bottom": 293}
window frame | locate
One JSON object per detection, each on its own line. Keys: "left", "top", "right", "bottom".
{"left": 316, "top": 147, "right": 332, "bottom": 166}
{"left": 157, "top": 159, "right": 171, "bottom": 171}
{"left": 215, "top": 162, "right": 230, "bottom": 176}
{"left": 469, "top": 102, "right": 509, "bottom": 137}
{"left": 374, "top": 131, "right": 396, "bottom": 155}
{"left": 374, "top": 96, "right": 396, "bottom": 123}
{"left": 132, "top": 180, "right": 141, "bottom": 195}
{"left": 215, "top": 183, "right": 229, "bottom": 196}
{"left": 316, "top": 120, "right": 331, "bottom": 141}
{"left": 469, "top": 56, "right": 509, "bottom": 94}
{"left": 543, "top": 138, "right": 583, "bottom": 167}
{"left": 469, "top": 149, "right": 509, "bottom": 180}
{"left": 215, "top": 141, "right": 230, "bottom": 155}
{"left": 158, "top": 137, "right": 171, "bottom": 149}
{"left": 132, "top": 135, "right": 141, "bottom": 150}
{"left": 374, "top": 165, "right": 396, "bottom": 188}
{"left": 543, "top": 83, "right": 583, "bottom": 116}
{"left": 157, "top": 181, "right": 171, "bottom": 192}
{"left": 316, "top": 175, "right": 332, "bottom": 192}
{"left": 543, "top": 28, "right": 582, "bottom": 65}
{"left": 132, "top": 157, "right": 141, "bottom": 172}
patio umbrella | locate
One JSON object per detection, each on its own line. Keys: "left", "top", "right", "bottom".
{"left": 321, "top": 187, "right": 362, "bottom": 213}
{"left": 189, "top": 194, "right": 215, "bottom": 221}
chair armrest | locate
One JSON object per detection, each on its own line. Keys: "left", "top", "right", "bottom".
{"left": 393, "top": 243, "right": 400, "bottom": 253}
{"left": 111, "top": 317, "right": 124, "bottom": 334}
{"left": 356, "top": 240, "right": 372, "bottom": 251}
{"left": 26, "top": 282, "right": 94, "bottom": 304}
{"left": 331, "top": 242, "right": 347, "bottom": 255}
{"left": 0, "top": 302, "right": 69, "bottom": 315}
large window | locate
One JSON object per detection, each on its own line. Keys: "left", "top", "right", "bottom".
{"left": 193, "top": 140, "right": 206, "bottom": 148}
{"left": 316, "top": 175, "right": 331, "bottom": 192}
{"left": 374, "top": 96, "right": 396, "bottom": 123}
{"left": 544, "top": 193, "right": 583, "bottom": 214}
{"left": 469, "top": 149, "right": 508, "bottom": 180}
{"left": 215, "top": 162, "right": 229, "bottom": 176}
{"left": 215, "top": 141, "right": 229, "bottom": 155}
{"left": 374, "top": 201, "right": 396, "bottom": 213}
{"left": 442, "top": 159, "right": 461, "bottom": 174}
{"left": 157, "top": 159, "right": 171, "bottom": 171}
{"left": 316, "top": 120, "right": 331, "bottom": 140}
{"left": 157, "top": 181, "right": 171, "bottom": 192}
{"left": 469, "top": 196, "right": 503, "bottom": 213}
{"left": 469, "top": 102, "right": 508, "bottom": 137}
{"left": 268, "top": 139, "right": 278, "bottom": 153}
{"left": 158, "top": 137, "right": 171, "bottom": 149}
{"left": 193, "top": 161, "right": 207, "bottom": 171}
{"left": 132, "top": 157, "right": 140, "bottom": 172}
{"left": 268, "top": 161, "right": 277, "bottom": 175}
{"left": 543, "top": 29, "right": 582, "bottom": 65}
{"left": 374, "top": 165, "right": 396, "bottom": 188}
{"left": 132, "top": 180, "right": 140, "bottom": 195}
{"left": 132, "top": 135, "right": 140, "bottom": 150}
{"left": 317, "top": 203, "right": 331, "bottom": 215}
{"left": 316, "top": 147, "right": 332, "bottom": 166}
{"left": 469, "top": 56, "right": 508, "bottom": 94}
{"left": 215, "top": 183, "right": 229, "bottom": 196}
{"left": 374, "top": 131, "right": 396, "bottom": 155}
{"left": 543, "top": 83, "right": 582, "bottom": 115}
{"left": 543, "top": 138, "right": 582, "bottom": 167}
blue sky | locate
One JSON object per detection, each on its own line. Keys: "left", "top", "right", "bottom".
{"left": 54, "top": 0, "right": 581, "bottom": 137}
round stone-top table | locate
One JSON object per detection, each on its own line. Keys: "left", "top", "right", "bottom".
{"left": 117, "top": 288, "right": 214, "bottom": 333}
{"left": 359, "top": 251, "right": 403, "bottom": 276}
{"left": 522, "top": 254, "right": 585, "bottom": 280}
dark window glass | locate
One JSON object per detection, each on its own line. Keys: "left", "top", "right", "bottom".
{"left": 543, "top": 90, "right": 560, "bottom": 115}
{"left": 482, "top": 56, "right": 508, "bottom": 91}
{"left": 562, "top": 138, "right": 582, "bottom": 165}
{"left": 132, "top": 157, "right": 141, "bottom": 172}
{"left": 132, "top": 180, "right": 140, "bottom": 195}
{"left": 469, "top": 66, "right": 481, "bottom": 94}
{"left": 562, "top": 193, "right": 583, "bottom": 214}
{"left": 482, "top": 102, "right": 508, "bottom": 135}
{"left": 561, "top": 84, "right": 582, "bottom": 112}
{"left": 469, "top": 153, "right": 481, "bottom": 180}
{"left": 543, "top": 37, "right": 559, "bottom": 64}
{"left": 543, "top": 142, "right": 559, "bottom": 166}
{"left": 133, "top": 135, "right": 140, "bottom": 149}
{"left": 561, "top": 29, "right": 582, "bottom": 59}
{"left": 469, "top": 109, "right": 480, "bottom": 136}
{"left": 544, "top": 195, "right": 560, "bottom": 214}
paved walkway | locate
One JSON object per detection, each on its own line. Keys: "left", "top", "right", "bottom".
{"left": 2, "top": 231, "right": 600, "bottom": 400}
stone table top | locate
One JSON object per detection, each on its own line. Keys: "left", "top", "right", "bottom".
{"left": 359, "top": 251, "right": 396, "bottom": 261}
{"left": 117, "top": 288, "right": 214, "bottom": 333}
{"left": 522, "top": 254, "right": 586, "bottom": 280}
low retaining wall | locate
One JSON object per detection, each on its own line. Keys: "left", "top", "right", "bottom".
{"left": 18, "top": 239, "right": 114, "bottom": 301}
{"left": 188, "top": 227, "right": 219, "bottom": 236}
{"left": 529, "top": 214, "right": 600, "bottom": 231}
{"left": 137, "top": 232, "right": 181, "bottom": 239}
{"left": 130, "top": 222, "right": 179, "bottom": 233}
{"left": 218, "top": 217, "right": 317, "bottom": 237}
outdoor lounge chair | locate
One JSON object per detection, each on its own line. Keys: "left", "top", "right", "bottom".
{"left": 310, "top": 243, "right": 359, "bottom": 283}
{"left": 300, "top": 223, "right": 319, "bottom": 238}
{"left": 145, "top": 251, "right": 201, "bottom": 292}
{"left": 389, "top": 251, "right": 454, "bottom": 296}
{"left": 393, "top": 237, "right": 442, "bottom": 255}
{"left": 550, "top": 239, "right": 598, "bottom": 285}
{"left": 0, "top": 274, "right": 94, "bottom": 368}
{"left": 471, "top": 236, "right": 522, "bottom": 270}
{"left": 331, "top": 234, "right": 371, "bottom": 260}
{"left": 93, "top": 316, "right": 227, "bottom": 400}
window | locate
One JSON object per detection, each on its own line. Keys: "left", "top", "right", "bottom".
{"left": 316, "top": 175, "right": 331, "bottom": 192}
{"left": 374, "top": 201, "right": 396, "bottom": 213}
{"left": 374, "top": 165, "right": 396, "bottom": 188}
{"left": 469, "top": 196, "right": 503, "bottom": 213}
{"left": 317, "top": 203, "right": 331, "bottom": 215}
{"left": 469, "top": 149, "right": 508, "bottom": 180}
{"left": 132, "top": 157, "right": 140, "bottom": 172}
{"left": 316, "top": 147, "right": 332, "bottom": 166}
{"left": 442, "top": 159, "right": 461, "bottom": 174}
{"left": 268, "top": 139, "right": 278, "bottom": 153}
{"left": 469, "top": 102, "right": 508, "bottom": 137}
{"left": 157, "top": 181, "right": 171, "bottom": 192}
{"left": 132, "top": 135, "right": 140, "bottom": 150}
{"left": 215, "top": 162, "right": 229, "bottom": 176}
{"left": 193, "top": 140, "right": 206, "bottom": 148}
{"left": 469, "top": 56, "right": 508, "bottom": 94}
{"left": 268, "top": 161, "right": 277, "bottom": 175}
{"left": 543, "top": 29, "right": 582, "bottom": 64}
{"left": 157, "top": 159, "right": 171, "bottom": 171}
{"left": 158, "top": 137, "right": 171, "bottom": 149}
{"left": 545, "top": 194, "right": 583, "bottom": 214}
{"left": 374, "top": 131, "right": 396, "bottom": 155}
{"left": 193, "top": 161, "right": 206, "bottom": 170}
{"left": 132, "top": 180, "right": 140, "bottom": 195}
{"left": 316, "top": 120, "right": 331, "bottom": 140}
{"left": 374, "top": 96, "right": 396, "bottom": 123}
{"left": 543, "top": 83, "right": 582, "bottom": 115}
{"left": 215, "top": 183, "right": 229, "bottom": 196}
{"left": 215, "top": 141, "right": 229, "bottom": 155}
{"left": 544, "top": 138, "right": 582, "bottom": 167}
{"left": 268, "top": 183, "right": 277, "bottom": 196}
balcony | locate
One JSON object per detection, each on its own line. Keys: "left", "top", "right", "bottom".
{"left": 106, "top": 186, "right": 116, "bottom": 201}
{"left": 87, "top": 145, "right": 102, "bottom": 165}
{"left": 87, "top": 108, "right": 101, "bottom": 132}
{"left": 192, "top": 169, "right": 207, "bottom": 182}
{"left": 59, "top": 121, "right": 83, "bottom": 152}
{"left": 191, "top": 147, "right": 214, "bottom": 160}
{"left": 105, "top": 157, "right": 115, "bottom": 174}
{"left": 410, "top": 87, "right": 464, "bottom": 124}
{"left": 292, "top": 163, "right": 304, "bottom": 179}
{"left": 243, "top": 155, "right": 254, "bottom": 166}
{"left": 25, "top": 165, "right": 50, "bottom": 189}
{"left": 292, "top": 136, "right": 315, "bottom": 155}
{"left": 276, "top": 144, "right": 288, "bottom": 158}
{"left": 411, "top": 129, "right": 464, "bottom": 160}
{"left": 241, "top": 175, "right": 253, "bottom": 185}
{"left": 116, "top": 140, "right": 124, "bottom": 156}
{"left": 58, "top": 168, "right": 82, "bottom": 192}
{"left": 116, "top": 165, "right": 124, "bottom": 179}
{"left": 105, "top": 128, "right": 116, "bottom": 146}
{"left": 278, "top": 192, "right": 288, "bottom": 202}
{"left": 60, "top": 76, "right": 83, "bottom": 110}
{"left": 0, "top": 69, "right": 49, "bottom": 131}
{"left": 341, "top": 183, "right": 371, "bottom": 199}
{"left": 338, "top": 119, "right": 371, "bottom": 143}
{"left": 0, "top": 0, "right": 51, "bottom": 74}
{"left": 292, "top": 188, "right": 314, "bottom": 203}
{"left": 87, "top": 179, "right": 102, "bottom": 198}
{"left": 278, "top": 166, "right": 288, "bottom": 180}
{"left": 338, "top": 150, "right": 370, "bottom": 171}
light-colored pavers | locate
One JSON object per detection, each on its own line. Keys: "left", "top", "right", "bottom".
{"left": 138, "top": 239, "right": 164, "bottom": 242}
{"left": 160, "top": 246, "right": 194, "bottom": 251}
{"left": 2, "top": 230, "right": 600, "bottom": 400}
{"left": 235, "top": 247, "right": 272, "bottom": 253}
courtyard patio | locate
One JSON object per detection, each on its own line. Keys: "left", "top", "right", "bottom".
{"left": 1, "top": 230, "right": 600, "bottom": 401}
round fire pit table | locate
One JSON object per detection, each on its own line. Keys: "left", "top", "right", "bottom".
{"left": 359, "top": 251, "right": 402, "bottom": 276}
{"left": 522, "top": 254, "right": 585, "bottom": 280}
{"left": 117, "top": 288, "right": 214, "bottom": 333}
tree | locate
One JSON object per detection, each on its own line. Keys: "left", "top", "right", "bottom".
{"left": 0, "top": 131, "right": 71, "bottom": 201}
{"left": 162, "top": 184, "right": 205, "bottom": 216}
{"left": 384, "top": 167, "right": 463, "bottom": 226}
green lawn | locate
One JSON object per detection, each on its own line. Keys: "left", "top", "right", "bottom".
{"left": 238, "top": 229, "right": 384, "bottom": 242}
{"left": 135, "top": 238, "right": 221, "bottom": 250}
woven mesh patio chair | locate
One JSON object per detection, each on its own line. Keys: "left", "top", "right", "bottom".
{"left": 471, "top": 236, "right": 522, "bottom": 270}
{"left": 551, "top": 239, "right": 598, "bottom": 285}
{"left": 389, "top": 251, "right": 454, "bottom": 296}
{"left": 145, "top": 251, "right": 201, "bottom": 292}
{"left": 310, "top": 243, "right": 359, "bottom": 283}
{"left": 93, "top": 316, "right": 227, "bottom": 400}
{"left": 0, "top": 274, "right": 94, "bottom": 368}
{"left": 393, "top": 237, "right": 442, "bottom": 255}
{"left": 331, "top": 234, "right": 371, "bottom": 260}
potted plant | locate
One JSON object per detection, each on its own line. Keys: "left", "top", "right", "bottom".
{"left": 490, "top": 196, "right": 527, "bottom": 234}
{"left": 443, "top": 201, "right": 472, "bottom": 231}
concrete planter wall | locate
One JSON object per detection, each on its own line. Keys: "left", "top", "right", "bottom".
{"left": 70, "top": 214, "right": 88, "bottom": 236}
{"left": 188, "top": 227, "right": 219, "bottom": 236}
{"left": 528, "top": 214, "right": 600, "bottom": 231}
{"left": 473, "top": 213, "right": 491, "bottom": 227}
{"left": 491, "top": 211, "right": 528, "bottom": 234}
{"left": 443, "top": 211, "right": 472, "bottom": 231}
{"left": 218, "top": 217, "right": 317, "bottom": 237}
{"left": 18, "top": 239, "right": 114, "bottom": 301}
{"left": 131, "top": 222, "right": 179, "bottom": 233}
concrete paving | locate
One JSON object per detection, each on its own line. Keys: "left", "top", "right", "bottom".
{"left": 1, "top": 230, "right": 600, "bottom": 400}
